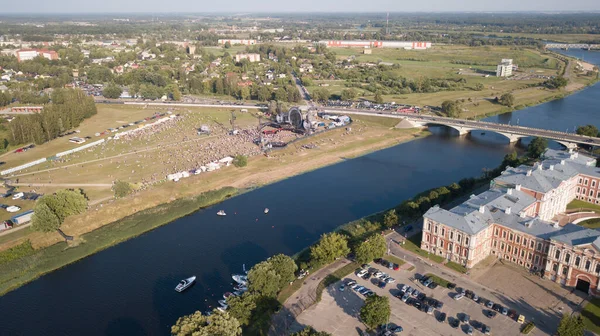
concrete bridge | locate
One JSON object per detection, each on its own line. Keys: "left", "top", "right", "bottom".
{"left": 545, "top": 43, "right": 600, "bottom": 50}
{"left": 322, "top": 108, "right": 599, "bottom": 149}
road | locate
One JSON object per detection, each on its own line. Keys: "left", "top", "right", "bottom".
{"left": 322, "top": 108, "right": 598, "bottom": 146}
{"left": 10, "top": 183, "right": 113, "bottom": 187}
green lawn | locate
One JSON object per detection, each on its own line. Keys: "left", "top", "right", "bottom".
{"left": 400, "top": 233, "right": 445, "bottom": 264}
{"left": 580, "top": 218, "right": 600, "bottom": 229}
{"left": 582, "top": 298, "right": 600, "bottom": 334}
{"left": 386, "top": 255, "right": 406, "bottom": 267}
{"left": 568, "top": 199, "right": 600, "bottom": 213}
{"left": 445, "top": 261, "right": 468, "bottom": 274}
{"left": 424, "top": 273, "right": 452, "bottom": 288}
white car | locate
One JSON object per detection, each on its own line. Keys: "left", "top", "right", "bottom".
{"left": 357, "top": 269, "right": 368, "bottom": 277}
{"left": 374, "top": 271, "right": 384, "bottom": 278}
{"left": 385, "top": 277, "right": 396, "bottom": 284}
{"left": 454, "top": 293, "right": 465, "bottom": 300}
{"left": 6, "top": 206, "right": 21, "bottom": 213}
{"left": 12, "top": 192, "right": 24, "bottom": 200}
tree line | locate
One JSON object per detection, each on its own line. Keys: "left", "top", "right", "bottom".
{"left": 8, "top": 89, "right": 97, "bottom": 145}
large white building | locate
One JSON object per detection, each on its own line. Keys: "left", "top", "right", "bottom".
{"left": 16, "top": 49, "right": 58, "bottom": 62}
{"left": 217, "top": 39, "right": 257, "bottom": 46}
{"left": 318, "top": 40, "right": 432, "bottom": 50}
{"left": 421, "top": 149, "right": 600, "bottom": 296}
{"left": 235, "top": 53, "right": 261, "bottom": 63}
{"left": 496, "top": 58, "right": 513, "bottom": 77}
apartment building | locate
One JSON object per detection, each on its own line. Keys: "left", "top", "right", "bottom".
{"left": 421, "top": 148, "right": 600, "bottom": 296}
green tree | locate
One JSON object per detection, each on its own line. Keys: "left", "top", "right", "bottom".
{"left": 499, "top": 93, "right": 515, "bottom": 107}
{"left": 268, "top": 254, "right": 298, "bottom": 289}
{"left": 441, "top": 100, "right": 461, "bottom": 118}
{"left": 31, "top": 203, "right": 61, "bottom": 232}
{"left": 291, "top": 326, "right": 332, "bottom": 336}
{"left": 224, "top": 41, "right": 231, "bottom": 49}
{"left": 527, "top": 137, "right": 548, "bottom": 158}
{"left": 556, "top": 315, "right": 584, "bottom": 336}
{"left": 226, "top": 293, "right": 257, "bottom": 326}
{"left": 354, "top": 234, "right": 387, "bottom": 264}
{"left": 374, "top": 92, "right": 384, "bottom": 104}
{"left": 341, "top": 88, "right": 357, "bottom": 100}
{"left": 576, "top": 124, "right": 599, "bottom": 138}
{"left": 40, "top": 189, "right": 88, "bottom": 223}
{"left": 233, "top": 155, "right": 247, "bottom": 167}
{"left": 383, "top": 210, "right": 398, "bottom": 229}
{"left": 171, "top": 310, "right": 241, "bottom": 336}
{"left": 247, "top": 261, "right": 281, "bottom": 297}
{"left": 360, "top": 295, "right": 390, "bottom": 330}
{"left": 102, "top": 83, "right": 123, "bottom": 99}
{"left": 113, "top": 180, "right": 133, "bottom": 198}
{"left": 312, "top": 88, "right": 330, "bottom": 101}
{"left": 258, "top": 86, "right": 272, "bottom": 102}
{"left": 474, "top": 83, "right": 484, "bottom": 91}
{"left": 310, "top": 232, "right": 350, "bottom": 265}
{"left": 543, "top": 76, "right": 568, "bottom": 89}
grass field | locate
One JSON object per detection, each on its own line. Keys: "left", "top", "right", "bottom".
{"left": 386, "top": 255, "right": 407, "bottom": 267}
{"left": 312, "top": 45, "right": 597, "bottom": 119}
{"left": 424, "top": 273, "right": 452, "bottom": 288}
{"left": 582, "top": 298, "right": 600, "bottom": 334}
{"left": 567, "top": 199, "right": 600, "bottom": 213}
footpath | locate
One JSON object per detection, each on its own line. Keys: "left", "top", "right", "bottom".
{"left": 269, "top": 258, "right": 349, "bottom": 336}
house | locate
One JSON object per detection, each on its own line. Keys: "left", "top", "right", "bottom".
{"left": 265, "top": 71, "right": 274, "bottom": 80}
{"left": 278, "top": 73, "right": 286, "bottom": 79}
{"left": 238, "top": 80, "right": 253, "bottom": 87}
{"left": 235, "top": 53, "right": 261, "bottom": 63}
{"left": 16, "top": 49, "right": 59, "bottom": 62}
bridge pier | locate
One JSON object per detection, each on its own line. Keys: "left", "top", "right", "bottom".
{"left": 556, "top": 141, "right": 578, "bottom": 150}
{"left": 497, "top": 133, "right": 525, "bottom": 144}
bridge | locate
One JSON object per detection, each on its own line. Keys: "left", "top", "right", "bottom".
{"left": 545, "top": 43, "right": 600, "bottom": 50}
{"left": 322, "top": 108, "right": 599, "bottom": 149}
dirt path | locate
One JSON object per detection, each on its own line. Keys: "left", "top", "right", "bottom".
{"left": 269, "top": 259, "right": 350, "bottom": 336}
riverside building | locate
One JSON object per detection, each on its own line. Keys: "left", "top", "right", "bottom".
{"left": 421, "top": 149, "right": 600, "bottom": 296}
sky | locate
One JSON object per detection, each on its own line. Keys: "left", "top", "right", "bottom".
{"left": 1, "top": 0, "right": 600, "bottom": 14}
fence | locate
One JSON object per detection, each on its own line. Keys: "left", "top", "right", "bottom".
{"left": 1, "top": 158, "right": 47, "bottom": 176}
{"left": 55, "top": 139, "right": 105, "bottom": 157}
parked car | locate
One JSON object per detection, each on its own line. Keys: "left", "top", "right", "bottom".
{"left": 508, "top": 309, "right": 518, "bottom": 319}
{"left": 417, "top": 293, "right": 426, "bottom": 301}
{"left": 401, "top": 293, "right": 410, "bottom": 302}
{"left": 405, "top": 287, "right": 414, "bottom": 295}
{"left": 450, "top": 319, "right": 460, "bottom": 328}
{"left": 457, "top": 288, "right": 466, "bottom": 296}
{"left": 485, "top": 310, "right": 497, "bottom": 318}
{"left": 363, "top": 273, "right": 372, "bottom": 280}
{"left": 385, "top": 277, "right": 396, "bottom": 284}
{"left": 392, "top": 326, "right": 403, "bottom": 333}
{"left": 393, "top": 263, "right": 400, "bottom": 271}
{"left": 501, "top": 307, "right": 508, "bottom": 316}
{"left": 461, "top": 314, "right": 470, "bottom": 323}
{"left": 6, "top": 205, "right": 20, "bottom": 213}
{"left": 428, "top": 282, "right": 438, "bottom": 289}
{"left": 398, "top": 284, "right": 408, "bottom": 293}
{"left": 486, "top": 300, "right": 494, "bottom": 309}
{"left": 517, "top": 315, "right": 526, "bottom": 324}
{"left": 482, "top": 324, "right": 491, "bottom": 335}
{"left": 339, "top": 284, "right": 345, "bottom": 292}
{"left": 466, "top": 325, "right": 473, "bottom": 335}
{"left": 12, "top": 192, "right": 24, "bottom": 200}
{"left": 492, "top": 303, "right": 502, "bottom": 312}
{"left": 438, "top": 312, "right": 446, "bottom": 322}
{"left": 426, "top": 306, "right": 434, "bottom": 315}
{"left": 447, "top": 282, "right": 457, "bottom": 289}
{"left": 413, "top": 300, "right": 422, "bottom": 310}
{"left": 412, "top": 289, "right": 421, "bottom": 298}
{"left": 435, "top": 301, "right": 444, "bottom": 309}
{"left": 378, "top": 281, "right": 387, "bottom": 289}
{"left": 357, "top": 269, "right": 368, "bottom": 277}
{"left": 359, "top": 287, "right": 370, "bottom": 295}
{"left": 453, "top": 293, "right": 464, "bottom": 300}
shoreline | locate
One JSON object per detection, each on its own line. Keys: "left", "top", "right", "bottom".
{"left": 0, "top": 127, "right": 428, "bottom": 296}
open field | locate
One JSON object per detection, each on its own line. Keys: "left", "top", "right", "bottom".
{"left": 311, "top": 45, "right": 598, "bottom": 119}
{"left": 0, "top": 103, "right": 426, "bottom": 254}
{"left": 582, "top": 298, "right": 600, "bottom": 335}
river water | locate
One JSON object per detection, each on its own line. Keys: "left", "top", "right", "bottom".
{"left": 1, "top": 51, "right": 599, "bottom": 336}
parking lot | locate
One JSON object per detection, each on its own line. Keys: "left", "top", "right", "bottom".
{"left": 294, "top": 260, "right": 530, "bottom": 336}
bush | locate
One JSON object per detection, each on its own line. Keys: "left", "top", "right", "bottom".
{"left": 521, "top": 321, "right": 535, "bottom": 334}
{"left": 113, "top": 180, "right": 133, "bottom": 198}
{"left": 0, "top": 240, "right": 35, "bottom": 265}
{"left": 233, "top": 155, "right": 247, "bottom": 168}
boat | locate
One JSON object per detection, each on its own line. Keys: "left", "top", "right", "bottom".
{"left": 223, "top": 292, "right": 234, "bottom": 299}
{"left": 175, "top": 276, "right": 196, "bottom": 292}
{"left": 232, "top": 274, "right": 248, "bottom": 284}
{"left": 218, "top": 299, "right": 228, "bottom": 307}
{"left": 217, "top": 306, "right": 227, "bottom": 312}
{"left": 234, "top": 284, "right": 247, "bottom": 291}
{"left": 264, "top": 208, "right": 269, "bottom": 214}
{"left": 233, "top": 290, "right": 245, "bottom": 296}
{"left": 217, "top": 210, "right": 226, "bottom": 216}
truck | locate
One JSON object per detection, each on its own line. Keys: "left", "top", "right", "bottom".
{"left": 10, "top": 210, "right": 34, "bottom": 225}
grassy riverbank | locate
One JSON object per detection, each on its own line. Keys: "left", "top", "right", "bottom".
{"left": 0, "top": 187, "right": 237, "bottom": 296}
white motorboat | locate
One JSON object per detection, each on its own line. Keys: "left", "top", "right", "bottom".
{"left": 175, "top": 276, "right": 196, "bottom": 292}
{"left": 218, "top": 299, "right": 228, "bottom": 307}
{"left": 217, "top": 306, "right": 227, "bottom": 312}
{"left": 223, "top": 292, "right": 234, "bottom": 299}
{"left": 217, "top": 210, "right": 226, "bottom": 216}
{"left": 264, "top": 208, "right": 269, "bottom": 214}
{"left": 232, "top": 274, "right": 248, "bottom": 285}
{"left": 233, "top": 290, "right": 245, "bottom": 296}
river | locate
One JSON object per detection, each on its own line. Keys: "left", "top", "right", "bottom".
{"left": 0, "top": 51, "right": 599, "bottom": 336}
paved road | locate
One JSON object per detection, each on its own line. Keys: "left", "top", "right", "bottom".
{"left": 11, "top": 183, "right": 112, "bottom": 187}
{"left": 322, "top": 108, "right": 598, "bottom": 146}
{"left": 269, "top": 259, "right": 349, "bottom": 336}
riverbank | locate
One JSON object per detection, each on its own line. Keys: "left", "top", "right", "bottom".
{"left": 0, "top": 117, "right": 427, "bottom": 296}
{"left": 0, "top": 187, "right": 237, "bottom": 296}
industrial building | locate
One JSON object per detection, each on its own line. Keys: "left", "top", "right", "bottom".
{"left": 318, "top": 40, "right": 432, "bottom": 50}
{"left": 421, "top": 149, "right": 600, "bottom": 296}
{"left": 496, "top": 59, "right": 514, "bottom": 77}
{"left": 16, "top": 49, "right": 59, "bottom": 62}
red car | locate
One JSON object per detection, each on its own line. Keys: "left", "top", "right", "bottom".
{"left": 393, "top": 263, "right": 400, "bottom": 270}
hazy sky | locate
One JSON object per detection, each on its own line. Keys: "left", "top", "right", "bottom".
{"left": 2, "top": 0, "right": 600, "bottom": 14}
